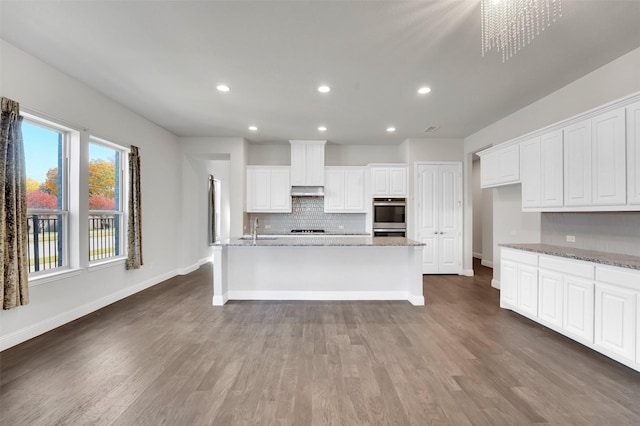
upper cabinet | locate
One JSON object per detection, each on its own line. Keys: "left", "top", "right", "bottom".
{"left": 628, "top": 100, "right": 640, "bottom": 205}
{"left": 491, "top": 93, "right": 640, "bottom": 213}
{"left": 290, "top": 140, "right": 326, "bottom": 186}
{"left": 521, "top": 131, "right": 564, "bottom": 209}
{"left": 479, "top": 144, "right": 520, "bottom": 188}
{"left": 246, "top": 166, "right": 292, "bottom": 213}
{"left": 564, "top": 108, "right": 626, "bottom": 207}
{"left": 370, "top": 164, "right": 407, "bottom": 196}
{"left": 324, "top": 167, "right": 366, "bottom": 213}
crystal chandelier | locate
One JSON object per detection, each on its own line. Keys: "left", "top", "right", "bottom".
{"left": 481, "top": 0, "right": 563, "bottom": 62}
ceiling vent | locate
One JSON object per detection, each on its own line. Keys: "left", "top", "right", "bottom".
{"left": 423, "top": 126, "right": 440, "bottom": 133}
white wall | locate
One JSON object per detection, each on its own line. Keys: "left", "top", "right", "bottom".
{"left": 472, "top": 159, "right": 483, "bottom": 257}
{"left": 326, "top": 144, "right": 400, "bottom": 166}
{"left": 463, "top": 46, "right": 640, "bottom": 287}
{"left": 179, "top": 137, "right": 248, "bottom": 269}
{"left": 0, "top": 40, "right": 183, "bottom": 350}
{"left": 248, "top": 142, "right": 290, "bottom": 165}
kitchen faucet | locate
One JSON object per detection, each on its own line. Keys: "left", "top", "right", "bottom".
{"left": 252, "top": 217, "right": 259, "bottom": 243}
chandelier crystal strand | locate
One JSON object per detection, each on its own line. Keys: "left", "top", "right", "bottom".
{"left": 481, "top": 0, "right": 562, "bottom": 62}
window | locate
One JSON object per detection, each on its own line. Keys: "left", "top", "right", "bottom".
{"left": 23, "top": 119, "right": 69, "bottom": 274}
{"left": 88, "top": 139, "right": 125, "bottom": 262}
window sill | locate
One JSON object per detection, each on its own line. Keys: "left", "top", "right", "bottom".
{"left": 88, "top": 257, "right": 126, "bottom": 272}
{"left": 29, "top": 268, "right": 82, "bottom": 287}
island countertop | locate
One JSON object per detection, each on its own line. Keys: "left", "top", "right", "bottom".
{"left": 215, "top": 236, "right": 424, "bottom": 247}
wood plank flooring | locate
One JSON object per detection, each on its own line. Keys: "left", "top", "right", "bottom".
{"left": 2, "top": 260, "right": 640, "bottom": 425}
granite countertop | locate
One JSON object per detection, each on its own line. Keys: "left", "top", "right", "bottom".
{"left": 500, "top": 243, "right": 640, "bottom": 271}
{"left": 216, "top": 236, "right": 424, "bottom": 247}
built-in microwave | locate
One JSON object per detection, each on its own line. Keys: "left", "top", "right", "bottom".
{"left": 373, "top": 198, "right": 406, "bottom": 236}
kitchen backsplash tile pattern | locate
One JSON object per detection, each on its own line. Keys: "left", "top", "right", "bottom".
{"left": 249, "top": 197, "right": 366, "bottom": 234}
{"left": 541, "top": 212, "right": 640, "bottom": 256}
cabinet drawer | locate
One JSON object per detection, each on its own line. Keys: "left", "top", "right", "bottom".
{"left": 502, "top": 249, "right": 538, "bottom": 266}
{"left": 596, "top": 266, "right": 640, "bottom": 290}
{"left": 539, "top": 256, "right": 594, "bottom": 279}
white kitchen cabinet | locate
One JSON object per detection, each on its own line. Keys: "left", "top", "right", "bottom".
{"left": 563, "top": 276, "right": 595, "bottom": 345}
{"left": 563, "top": 108, "right": 626, "bottom": 207}
{"left": 370, "top": 165, "right": 407, "bottom": 197}
{"left": 246, "top": 166, "right": 292, "bottom": 213}
{"left": 521, "top": 131, "right": 564, "bottom": 209}
{"left": 416, "top": 163, "right": 462, "bottom": 274}
{"left": 500, "top": 259, "right": 518, "bottom": 309}
{"left": 628, "top": 101, "right": 640, "bottom": 205}
{"left": 564, "top": 119, "right": 592, "bottom": 207}
{"left": 591, "top": 108, "right": 626, "bottom": 205}
{"left": 500, "top": 248, "right": 538, "bottom": 312}
{"left": 594, "top": 266, "right": 638, "bottom": 364}
{"left": 517, "top": 264, "right": 539, "bottom": 319}
{"left": 538, "top": 269, "right": 563, "bottom": 329}
{"left": 324, "top": 167, "right": 365, "bottom": 213}
{"left": 290, "top": 140, "right": 326, "bottom": 186}
{"left": 479, "top": 144, "right": 520, "bottom": 188}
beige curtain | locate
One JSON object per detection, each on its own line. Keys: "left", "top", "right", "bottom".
{"left": 1, "top": 97, "right": 29, "bottom": 309}
{"left": 126, "top": 145, "right": 143, "bottom": 270}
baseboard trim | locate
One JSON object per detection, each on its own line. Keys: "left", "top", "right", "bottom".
{"left": 472, "top": 252, "right": 482, "bottom": 259}
{"left": 227, "top": 290, "right": 411, "bottom": 302}
{"left": 177, "top": 256, "right": 211, "bottom": 275}
{"left": 491, "top": 279, "right": 500, "bottom": 290}
{"left": 481, "top": 259, "right": 494, "bottom": 268}
{"left": 460, "top": 269, "right": 474, "bottom": 277}
{"left": 0, "top": 270, "right": 177, "bottom": 352}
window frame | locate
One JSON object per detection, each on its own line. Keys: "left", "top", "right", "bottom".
{"left": 22, "top": 113, "right": 71, "bottom": 278}
{"left": 87, "top": 136, "right": 128, "bottom": 265}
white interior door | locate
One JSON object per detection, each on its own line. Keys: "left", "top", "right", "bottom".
{"left": 417, "top": 163, "right": 462, "bottom": 274}
{"left": 437, "top": 164, "right": 462, "bottom": 273}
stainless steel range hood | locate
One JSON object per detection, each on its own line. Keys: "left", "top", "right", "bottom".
{"left": 290, "top": 186, "right": 324, "bottom": 197}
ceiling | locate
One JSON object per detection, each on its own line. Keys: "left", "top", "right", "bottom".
{"left": 2, "top": 1, "right": 640, "bottom": 145}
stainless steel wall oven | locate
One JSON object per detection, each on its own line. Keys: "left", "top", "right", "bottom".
{"left": 372, "top": 198, "right": 406, "bottom": 237}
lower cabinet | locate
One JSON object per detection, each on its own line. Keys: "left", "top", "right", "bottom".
{"left": 500, "top": 248, "right": 639, "bottom": 372}
{"left": 594, "top": 266, "right": 638, "bottom": 364}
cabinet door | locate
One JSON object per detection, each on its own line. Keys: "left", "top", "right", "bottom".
{"left": 371, "top": 168, "right": 389, "bottom": 196}
{"left": 324, "top": 169, "right": 344, "bottom": 212}
{"left": 418, "top": 166, "right": 438, "bottom": 273}
{"left": 389, "top": 167, "right": 407, "bottom": 196}
{"left": 480, "top": 152, "right": 498, "bottom": 187}
{"left": 520, "top": 137, "right": 542, "bottom": 208}
{"left": 270, "top": 169, "right": 292, "bottom": 212}
{"left": 592, "top": 108, "right": 626, "bottom": 205}
{"left": 563, "top": 120, "right": 592, "bottom": 206}
{"left": 627, "top": 101, "right": 640, "bottom": 205}
{"left": 595, "top": 282, "right": 636, "bottom": 362}
{"left": 540, "top": 130, "right": 564, "bottom": 207}
{"left": 497, "top": 145, "right": 520, "bottom": 184}
{"left": 306, "top": 143, "right": 325, "bottom": 186}
{"left": 344, "top": 169, "right": 365, "bottom": 212}
{"left": 563, "top": 276, "right": 594, "bottom": 344}
{"left": 247, "top": 168, "right": 271, "bottom": 212}
{"left": 501, "top": 260, "right": 518, "bottom": 309}
{"left": 538, "top": 270, "right": 563, "bottom": 329}
{"left": 517, "top": 265, "right": 538, "bottom": 318}
{"left": 290, "top": 143, "right": 307, "bottom": 186}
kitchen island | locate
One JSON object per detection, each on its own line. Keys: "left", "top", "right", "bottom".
{"left": 211, "top": 236, "right": 425, "bottom": 306}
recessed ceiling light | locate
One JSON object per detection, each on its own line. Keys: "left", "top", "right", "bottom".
{"left": 417, "top": 87, "right": 431, "bottom": 95}
{"left": 386, "top": 127, "right": 396, "bottom": 132}
{"left": 248, "top": 126, "right": 258, "bottom": 131}
{"left": 318, "top": 126, "right": 327, "bottom": 132}
{"left": 216, "top": 84, "right": 230, "bottom": 92}
{"left": 318, "top": 85, "right": 331, "bottom": 93}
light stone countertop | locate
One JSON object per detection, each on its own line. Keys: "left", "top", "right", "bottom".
{"left": 500, "top": 243, "right": 640, "bottom": 271}
{"left": 215, "top": 236, "right": 424, "bottom": 247}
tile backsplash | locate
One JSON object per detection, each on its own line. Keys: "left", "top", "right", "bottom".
{"left": 248, "top": 197, "right": 366, "bottom": 234}
{"left": 541, "top": 212, "right": 640, "bottom": 256}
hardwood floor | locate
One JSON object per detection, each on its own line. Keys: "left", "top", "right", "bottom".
{"left": 2, "top": 261, "right": 640, "bottom": 425}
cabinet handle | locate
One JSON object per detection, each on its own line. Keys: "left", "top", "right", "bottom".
{"left": 434, "top": 231, "right": 438, "bottom": 234}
